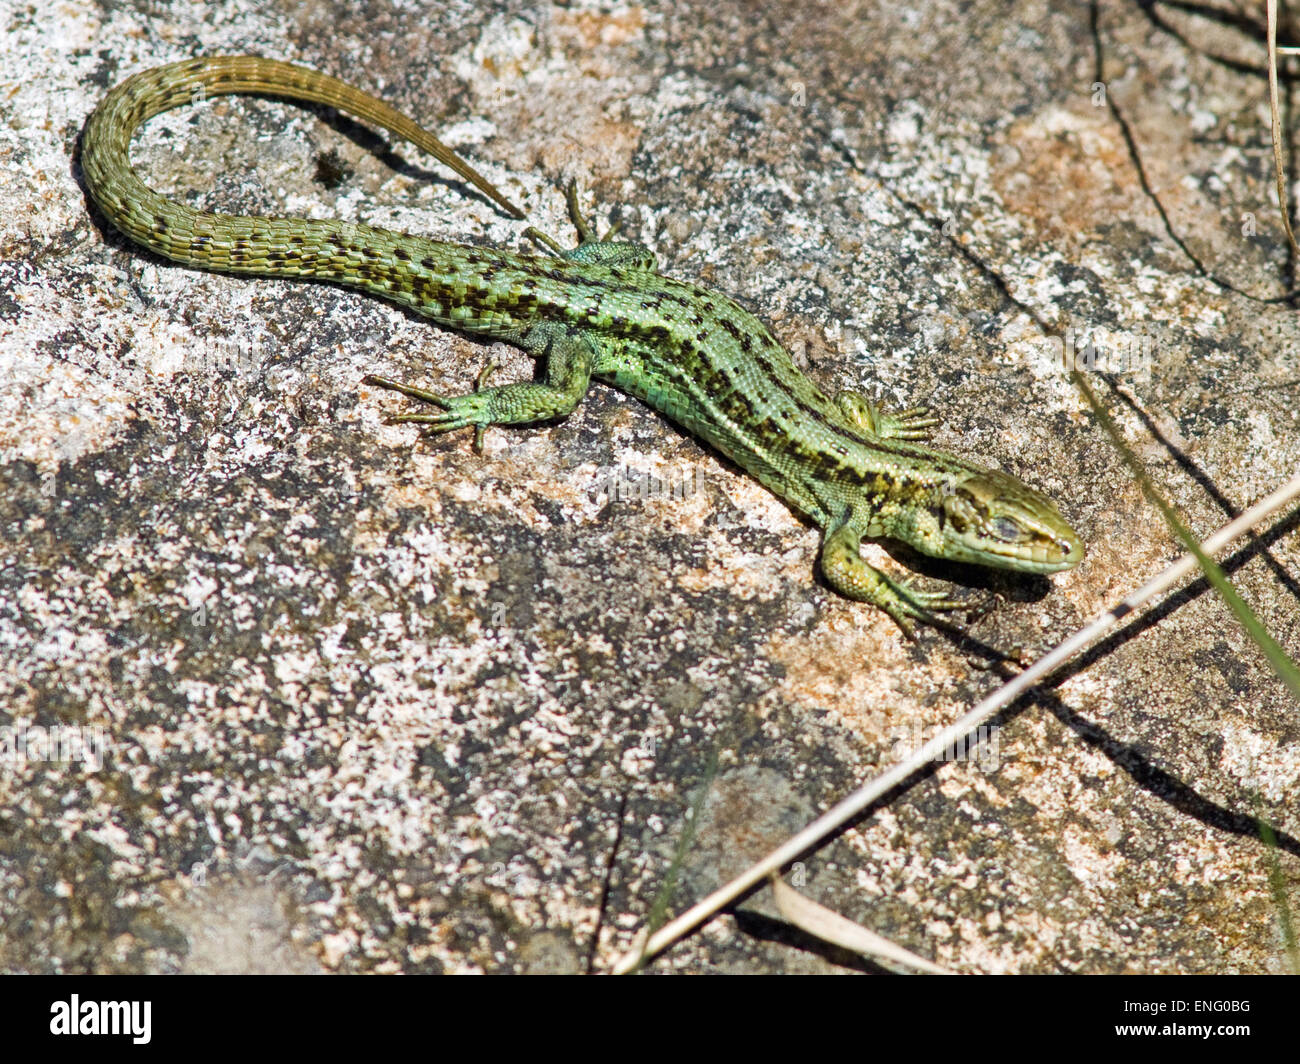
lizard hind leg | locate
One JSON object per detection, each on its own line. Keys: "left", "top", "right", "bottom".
{"left": 364, "top": 322, "right": 597, "bottom": 451}
{"left": 565, "top": 177, "right": 603, "bottom": 244}
{"left": 523, "top": 179, "right": 659, "bottom": 271}
{"left": 522, "top": 178, "right": 603, "bottom": 253}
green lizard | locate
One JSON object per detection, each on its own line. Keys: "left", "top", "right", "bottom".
{"left": 81, "top": 55, "right": 1083, "bottom": 636}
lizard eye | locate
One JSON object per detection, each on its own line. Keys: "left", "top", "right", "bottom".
{"left": 991, "top": 515, "right": 1028, "bottom": 543}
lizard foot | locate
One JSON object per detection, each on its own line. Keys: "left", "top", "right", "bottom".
{"left": 524, "top": 178, "right": 625, "bottom": 255}
{"left": 364, "top": 362, "right": 498, "bottom": 451}
{"left": 836, "top": 391, "right": 942, "bottom": 441}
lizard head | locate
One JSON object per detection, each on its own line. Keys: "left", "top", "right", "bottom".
{"left": 912, "top": 468, "right": 1084, "bottom": 573}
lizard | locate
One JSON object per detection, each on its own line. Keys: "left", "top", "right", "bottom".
{"left": 80, "top": 55, "right": 1084, "bottom": 637}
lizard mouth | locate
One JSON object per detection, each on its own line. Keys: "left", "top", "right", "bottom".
{"left": 978, "top": 530, "right": 1083, "bottom": 571}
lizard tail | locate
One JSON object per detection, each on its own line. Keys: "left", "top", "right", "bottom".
{"left": 80, "top": 54, "right": 524, "bottom": 277}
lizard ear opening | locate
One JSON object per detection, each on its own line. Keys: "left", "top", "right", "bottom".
{"left": 938, "top": 482, "right": 982, "bottom": 536}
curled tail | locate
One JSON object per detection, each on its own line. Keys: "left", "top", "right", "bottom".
{"left": 80, "top": 55, "right": 524, "bottom": 279}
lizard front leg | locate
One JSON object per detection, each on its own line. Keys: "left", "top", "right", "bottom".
{"left": 819, "top": 510, "right": 963, "bottom": 638}
{"left": 835, "top": 391, "right": 940, "bottom": 442}
{"left": 365, "top": 322, "right": 597, "bottom": 450}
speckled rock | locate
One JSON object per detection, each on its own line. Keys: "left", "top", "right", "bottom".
{"left": 0, "top": 0, "right": 1296, "bottom": 973}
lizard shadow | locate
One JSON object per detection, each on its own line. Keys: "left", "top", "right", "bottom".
{"left": 876, "top": 539, "right": 1057, "bottom": 605}
{"left": 829, "top": 508, "right": 1300, "bottom": 859}
{"left": 292, "top": 101, "right": 517, "bottom": 220}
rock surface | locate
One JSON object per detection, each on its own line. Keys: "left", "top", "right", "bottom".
{"left": 0, "top": 0, "right": 1296, "bottom": 973}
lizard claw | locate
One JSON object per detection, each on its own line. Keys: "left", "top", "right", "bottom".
{"left": 363, "top": 374, "right": 449, "bottom": 407}
{"left": 526, "top": 179, "right": 619, "bottom": 252}
{"left": 881, "top": 577, "right": 969, "bottom": 639}
{"left": 364, "top": 372, "right": 494, "bottom": 440}
{"left": 896, "top": 579, "right": 965, "bottom": 613}
{"left": 836, "top": 393, "right": 942, "bottom": 441}
{"left": 888, "top": 407, "right": 942, "bottom": 440}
